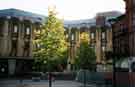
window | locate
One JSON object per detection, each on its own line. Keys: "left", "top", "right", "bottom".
{"left": 102, "top": 46, "right": 105, "bottom": 52}
{"left": 13, "top": 25, "right": 18, "bottom": 33}
{"left": 66, "top": 34, "right": 68, "bottom": 39}
{"left": 36, "top": 43, "right": 41, "bottom": 49}
{"left": 91, "top": 33, "right": 94, "bottom": 39}
{"left": 23, "top": 41, "right": 30, "bottom": 56}
{"left": 91, "top": 44, "right": 95, "bottom": 49}
{"left": 0, "top": 22, "right": 3, "bottom": 36}
{"left": 37, "top": 44, "right": 40, "bottom": 48}
{"left": 10, "top": 40, "right": 17, "bottom": 56}
{"left": 71, "top": 34, "right": 74, "bottom": 40}
{"left": 133, "top": 0, "right": 135, "bottom": 5}
{"left": 26, "top": 27, "right": 30, "bottom": 35}
{"left": 102, "top": 32, "right": 105, "bottom": 39}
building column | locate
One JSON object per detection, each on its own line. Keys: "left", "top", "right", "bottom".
{"left": 29, "top": 23, "right": 33, "bottom": 57}
{"left": 17, "top": 21, "right": 24, "bottom": 56}
{"left": 71, "top": 43, "right": 75, "bottom": 69}
{"left": 107, "top": 29, "right": 112, "bottom": 51}
{"left": 96, "top": 29, "right": 101, "bottom": 63}
{"left": 67, "top": 28, "right": 71, "bottom": 71}
{"left": 67, "top": 45, "right": 71, "bottom": 71}
{"left": 1, "top": 20, "right": 9, "bottom": 56}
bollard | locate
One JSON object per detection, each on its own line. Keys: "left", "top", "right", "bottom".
{"left": 18, "top": 79, "right": 24, "bottom": 87}
{"left": 20, "top": 78, "right": 23, "bottom": 85}
{"left": 83, "top": 70, "right": 86, "bottom": 87}
{"left": 49, "top": 72, "right": 52, "bottom": 87}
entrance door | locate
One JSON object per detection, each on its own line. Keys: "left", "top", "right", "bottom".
{"left": 0, "top": 60, "right": 8, "bottom": 77}
{"left": 8, "top": 59, "right": 16, "bottom": 76}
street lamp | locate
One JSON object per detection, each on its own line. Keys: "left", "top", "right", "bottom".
{"left": 108, "top": 18, "right": 116, "bottom": 87}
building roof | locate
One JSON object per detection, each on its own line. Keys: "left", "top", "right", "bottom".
{"left": 0, "top": 9, "right": 122, "bottom": 28}
{"left": 96, "top": 11, "right": 122, "bottom": 18}
{"left": 116, "top": 14, "right": 125, "bottom": 21}
{"left": 97, "top": 11, "right": 122, "bottom": 26}
{"left": 0, "top": 8, "right": 45, "bottom": 23}
{"left": 64, "top": 19, "right": 96, "bottom": 29}
{"left": 64, "top": 11, "right": 122, "bottom": 29}
{"left": 108, "top": 14, "right": 125, "bottom": 25}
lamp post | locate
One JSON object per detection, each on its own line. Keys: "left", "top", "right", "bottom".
{"left": 49, "top": 72, "right": 52, "bottom": 87}
{"left": 108, "top": 19, "right": 116, "bottom": 87}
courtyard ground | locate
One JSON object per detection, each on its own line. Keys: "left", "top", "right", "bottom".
{"left": 0, "top": 79, "right": 110, "bottom": 87}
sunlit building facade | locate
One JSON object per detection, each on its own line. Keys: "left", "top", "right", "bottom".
{"left": 65, "top": 11, "right": 121, "bottom": 71}
{"left": 0, "top": 9, "right": 43, "bottom": 76}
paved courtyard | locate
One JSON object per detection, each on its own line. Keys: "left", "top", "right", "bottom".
{"left": 0, "top": 80, "right": 99, "bottom": 87}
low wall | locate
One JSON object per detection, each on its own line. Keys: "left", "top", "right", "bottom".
{"left": 76, "top": 70, "right": 135, "bottom": 87}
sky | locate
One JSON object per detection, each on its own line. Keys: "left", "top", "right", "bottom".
{"left": 0, "top": 0, "right": 125, "bottom": 20}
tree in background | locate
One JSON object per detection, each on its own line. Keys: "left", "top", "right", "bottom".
{"left": 74, "top": 32, "right": 96, "bottom": 70}
{"left": 33, "top": 6, "right": 67, "bottom": 72}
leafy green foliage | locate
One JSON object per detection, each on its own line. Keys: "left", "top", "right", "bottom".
{"left": 33, "top": 9, "right": 67, "bottom": 72}
{"left": 75, "top": 41, "right": 96, "bottom": 70}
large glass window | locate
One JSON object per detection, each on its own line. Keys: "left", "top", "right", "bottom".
{"left": 10, "top": 40, "right": 17, "bottom": 56}
{"left": 26, "top": 27, "right": 30, "bottom": 35}
{"left": 101, "top": 32, "right": 105, "bottom": 39}
{"left": 0, "top": 22, "right": 3, "bottom": 36}
{"left": 91, "top": 33, "right": 95, "bottom": 39}
{"left": 13, "top": 25, "right": 18, "bottom": 33}
{"left": 91, "top": 43, "right": 95, "bottom": 48}
{"left": 23, "top": 41, "right": 30, "bottom": 56}
{"left": 102, "top": 46, "right": 105, "bottom": 52}
{"left": 71, "top": 34, "right": 74, "bottom": 40}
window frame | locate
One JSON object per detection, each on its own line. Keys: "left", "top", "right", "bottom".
{"left": 13, "top": 25, "right": 18, "bottom": 33}
{"left": 26, "top": 27, "right": 30, "bottom": 35}
{"left": 91, "top": 32, "right": 95, "bottom": 39}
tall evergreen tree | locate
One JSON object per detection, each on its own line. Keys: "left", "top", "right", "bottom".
{"left": 34, "top": 7, "right": 67, "bottom": 72}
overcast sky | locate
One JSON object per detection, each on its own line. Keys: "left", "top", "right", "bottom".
{"left": 0, "top": 0, "right": 125, "bottom": 20}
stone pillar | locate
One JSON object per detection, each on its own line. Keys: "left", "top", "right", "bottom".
{"left": 96, "top": 29, "right": 101, "bottom": 63}
{"left": 67, "top": 28, "right": 71, "bottom": 71}
{"left": 71, "top": 44, "right": 74, "bottom": 64}
{"left": 78, "top": 29, "right": 80, "bottom": 46}
{"left": 17, "top": 21, "right": 24, "bottom": 57}
{"left": 96, "top": 28, "right": 103, "bottom": 72}
{"left": 1, "top": 20, "right": 9, "bottom": 56}
{"left": 107, "top": 29, "right": 112, "bottom": 51}
{"left": 67, "top": 45, "right": 71, "bottom": 71}
{"left": 29, "top": 23, "right": 33, "bottom": 57}
{"left": 7, "top": 21, "right": 12, "bottom": 56}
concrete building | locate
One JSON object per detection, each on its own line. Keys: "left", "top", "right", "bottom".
{"left": 0, "top": 8, "right": 44, "bottom": 76}
{"left": 112, "top": 15, "right": 129, "bottom": 57}
{"left": 124, "top": 0, "right": 135, "bottom": 57}
{"left": 109, "top": 0, "right": 135, "bottom": 70}
{"left": 0, "top": 8, "right": 123, "bottom": 74}
{"left": 106, "top": 0, "right": 135, "bottom": 72}
{"left": 64, "top": 11, "right": 121, "bottom": 71}
{"left": 111, "top": 0, "right": 135, "bottom": 58}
